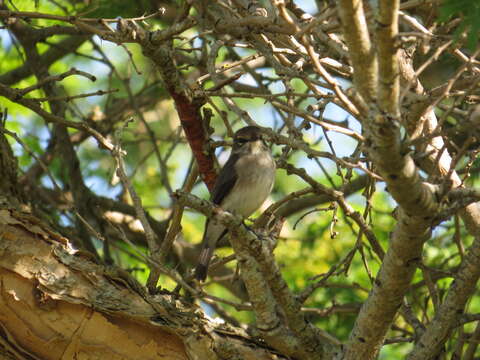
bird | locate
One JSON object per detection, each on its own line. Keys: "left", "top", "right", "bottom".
{"left": 195, "top": 126, "right": 276, "bottom": 281}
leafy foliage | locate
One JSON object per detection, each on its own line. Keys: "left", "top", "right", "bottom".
{"left": 439, "top": 0, "right": 480, "bottom": 49}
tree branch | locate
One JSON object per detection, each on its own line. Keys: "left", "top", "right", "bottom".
{"left": 337, "top": 0, "right": 378, "bottom": 101}
{"left": 143, "top": 43, "right": 217, "bottom": 192}
{"left": 174, "top": 191, "right": 340, "bottom": 360}
{"left": 376, "top": 0, "right": 400, "bottom": 114}
{"left": 0, "top": 208, "right": 282, "bottom": 360}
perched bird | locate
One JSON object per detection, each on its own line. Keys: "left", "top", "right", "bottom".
{"left": 195, "top": 126, "right": 276, "bottom": 281}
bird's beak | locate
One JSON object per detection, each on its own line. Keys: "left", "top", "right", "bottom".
{"left": 249, "top": 138, "right": 266, "bottom": 153}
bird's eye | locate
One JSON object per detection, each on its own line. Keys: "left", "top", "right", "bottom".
{"left": 235, "top": 138, "right": 248, "bottom": 145}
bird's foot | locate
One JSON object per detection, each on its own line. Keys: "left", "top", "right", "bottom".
{"left": 242, "top": 221, "right": 269, "bottom": 241}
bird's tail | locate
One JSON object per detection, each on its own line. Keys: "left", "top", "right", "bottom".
{"left": 195, "top": 246, "right": 214, "bottom": 281}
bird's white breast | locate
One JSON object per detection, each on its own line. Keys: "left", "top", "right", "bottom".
{"left": 221, "top": 149, "right": 275, "bottom": 217}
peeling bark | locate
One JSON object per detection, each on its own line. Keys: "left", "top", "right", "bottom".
{"left": 0, "top": 208, "right": 283, "bottom": 360}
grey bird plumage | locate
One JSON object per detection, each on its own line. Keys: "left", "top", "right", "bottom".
{"left": 195, "top": 126, "right": 276, "bottom": 281}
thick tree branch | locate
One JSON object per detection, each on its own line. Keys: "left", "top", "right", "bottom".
{"left": 337, "top": 0, "right": 378, "bottom": 101}
{"left": 376, "top": 0, "right": 400, "bottom": 114}
{"left": 393, "top": 45, "right": 480, "bottom": 358}
{"left": 0, "top": 208, "right": 283, "bottom": 360}
{"left": 342, "top": 209, "right": 431, "bottom": 359}
{"left": 143, "top": 43, "right": 217, "bottom": 192}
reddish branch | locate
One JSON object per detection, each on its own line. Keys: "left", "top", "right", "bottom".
{"left": 170, "top": 90, "right": 217, "bottom": 192}
{"left": 144, "top": 44, "right": 217, "bottom": 192}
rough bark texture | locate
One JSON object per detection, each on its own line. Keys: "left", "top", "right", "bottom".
{"left": 1, "top": 1, "right": 480, "bottom": 359}
{"left": 0, "top": 208, "right": 282, "bottom": 360}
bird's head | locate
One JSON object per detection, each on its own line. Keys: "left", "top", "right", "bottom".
{"left": 232, "top": 126, "right": 269, "bottom": 155}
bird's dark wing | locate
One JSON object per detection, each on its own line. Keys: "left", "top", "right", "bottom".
{"left": 195, "top": 153, "right": 238, "bottom": 281}
{"left": 211, "top": 153, "right": 239, "bottom": 205}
